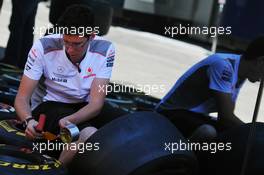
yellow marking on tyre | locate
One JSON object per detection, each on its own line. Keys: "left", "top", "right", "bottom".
{"left": 0, "top": 161, "right": 10, "bottom": 166}
{"left": 0, "top": 121, "right": 16, "bottom": 132}
{"left": 54, "top": 160, "right": 61, "bottom": 168}
{"left": 27, "top": 165, "right": 40, "bottom": 170}
{"left": 0, "top": 160, "right": 61, "bottom": 170}
{"left": 13, "top": 164, "right": 26, "bottom": 169}
{"left": 16, "top": 132, "right": 26, "bottom": 136}
{"left": 41, "top": 165, "right": 52, "bottom": 170}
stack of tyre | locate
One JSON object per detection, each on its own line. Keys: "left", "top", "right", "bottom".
{"left": 0, "top": 63, "right": 67, "bottom": 174}
{"left": 0, "top": 63, "right": 21, "bottom": 106}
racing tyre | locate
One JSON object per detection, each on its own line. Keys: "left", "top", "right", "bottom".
{"left": 0, "top": 103, "right": 16, "bottom": 120}
{"left": 105, "top": 96, "right": 137, "bottom": 113}
{"left": 0, "top": 63, "right": 21, "bottom": 71}
{"left": 131, "top": 95, "right": 160, "bottom": 111}
{"left": 69, "top": 111, "right": 198, "bottom": 175}
{"left": 206, "top": 122, "right": 264, "bottom": 175}
{"left": 0, "top": 82, "right": 17, "bottom": 105}
{"left": 0, "top": 73, "right": 21, "bottom": 87}
{"left": 106, "top": 82, "right": 160, "bottom": 112}
{"left": 0, "top": 145, "right": 67, "bottom": 175}
{"left": 0, "top": 120, "right": 32, "bottom": 147}
{"left": 0, "top": 63, "right": 23, "bottom": 76}
{"left": 0, "top": 92, "right": 16, "bottom": 106}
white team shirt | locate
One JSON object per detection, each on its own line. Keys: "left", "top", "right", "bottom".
{"left": 24, "top": 34, "right": 115, "bottom": 109}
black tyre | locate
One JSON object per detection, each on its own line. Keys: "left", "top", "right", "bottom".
{"left": 69, "top": 111, "right": 197, "bottom": 175}
{"left": 106, "top": 82, "right": 160, "bottom": 112}
{"left": 0, "top": 73, "right": 21, "bottom": 87}
{"left": 0, "top": 63, "right": 23, "bottom": 76}
{"left": 0, "top": 82, "right": 17, "bottom": 105}
{"left": 0, "top": 103, "right": 16, "bottom": 120}
{"left": 0, "top": 63, "right": 21, "bottom": 71}
{"left": 0, "top": 71, "right": 20, "bottom": 105}
{"left": 0, "top": 120, "right": 32, "bottom": 147}
{"left": 0, "top": 82, "right": 18, "bottom": 93}
{"left": 131, "top": 95, "right": 160, "bottom": 111}
{"left": 105, "top": 96, "right": 137, "bottom": 113}
{"left": 206, "top": 123, "right": 264, "bottom": 175}
{"left": 0, "top": 92, "right": 16, "bottom": 106}
{"left": 0, "top": 145, "right": 68, "bottom": 175}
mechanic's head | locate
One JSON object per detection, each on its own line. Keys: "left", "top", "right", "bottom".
{"left": 57, "top": 5, "right": 95, "bottom": 62}
{"left": 241, "top": 36, "right": 264, "bottom": 82}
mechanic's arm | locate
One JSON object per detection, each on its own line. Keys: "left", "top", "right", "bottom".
{"left": 15, "top": 75, "right": 41, "bottom": 139}
{"left": 59, "top": 78, "right": 109, "bottom": 127}
{"left": 15, "top": 76, "right": 38, "bottom": 120}
{"left": 212, "top": 90, "right": 244, "bottom": 129}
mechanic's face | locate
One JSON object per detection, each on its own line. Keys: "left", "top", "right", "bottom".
{"left": 246, "top": 56, "right": 264, "bottom": 83}
{"left": 63, "top": 35, "right": 89, "bottom": 62}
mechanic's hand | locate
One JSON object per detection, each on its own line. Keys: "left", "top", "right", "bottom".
{"left": 59, "top": 118, "right": 72, "bottom": 129}
{"left": 25, "top": 119, "right": 43, "bottom": 140}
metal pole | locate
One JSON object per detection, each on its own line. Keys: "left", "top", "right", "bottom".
{"left": 240, "top": 78, "right": 264, "bottom": 175}
{"left": 211, "top": 0, "right": 226, "bottom": 53}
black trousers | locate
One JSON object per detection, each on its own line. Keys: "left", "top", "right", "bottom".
{"left": 158, "top": 109, "right": 220, "bottom": 137}
{"left": 2, "top": 0, "right": 39, "bottom": 68}
{"left": 32, "top": 101, "right": 128, "bottom": 135}
{"left": 0, "top": 0, "right": 3, "bottom": 13}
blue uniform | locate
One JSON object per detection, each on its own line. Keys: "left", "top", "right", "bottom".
{"left": 156, "top": 53, "right": 244, "bottom": 115}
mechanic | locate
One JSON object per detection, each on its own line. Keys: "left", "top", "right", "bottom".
{"left": 14, "top": 5, "right": 117, "bottom": 165}
{"left": 156, "top": 36, "right": 264, "bottom": 137}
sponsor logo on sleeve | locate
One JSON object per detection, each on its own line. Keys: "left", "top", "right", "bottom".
{"left": 106, "top": 63, "right": 113, "bottom": 67}
{"left": 106, "top": 55, "right": 114, "bottom": 67}
{"left": 25, "top": 64, "right": 32, "bottom": 71}
{"left": 107, "top": 56, "right": 114, "bottom": 63}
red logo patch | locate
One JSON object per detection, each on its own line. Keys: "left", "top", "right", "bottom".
{"left": 83, "top": 67, "right": 96, "bottom": 79}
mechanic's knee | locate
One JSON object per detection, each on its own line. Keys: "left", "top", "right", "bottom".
{"left": 189, "top": 124, "right": 217, "bottom": 142}
{"left": 78, "top": 126, "right": 97, "bottom": 143}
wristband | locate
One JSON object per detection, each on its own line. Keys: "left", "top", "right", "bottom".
{"left": 23, "top": 116, "right": 34, "bottom": 128}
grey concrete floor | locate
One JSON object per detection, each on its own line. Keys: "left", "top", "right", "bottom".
{"left": 0, "top": 0, "right": 263, "bottom": 122}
